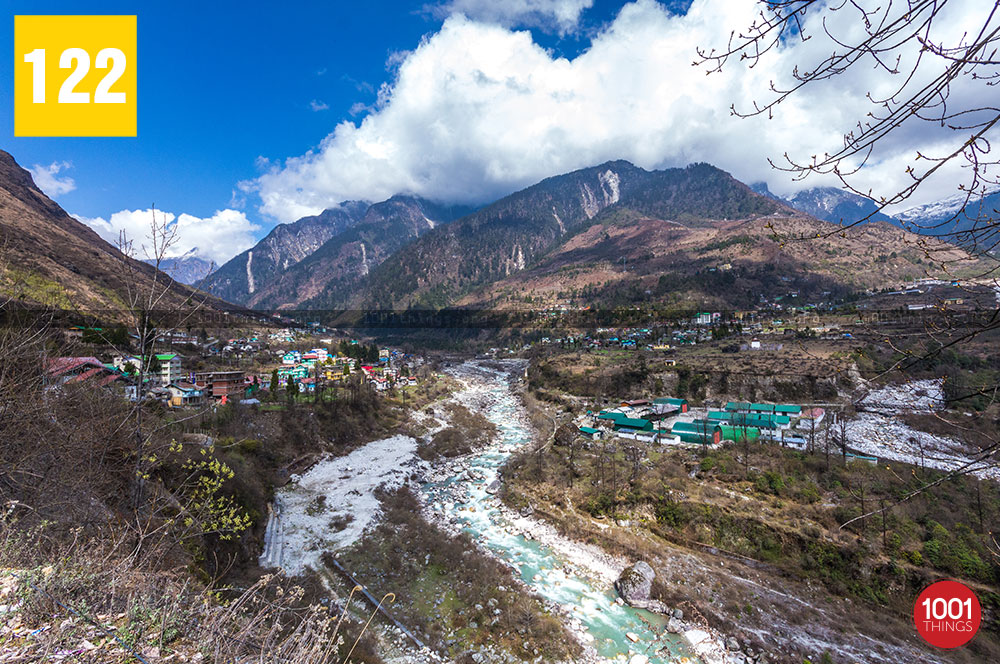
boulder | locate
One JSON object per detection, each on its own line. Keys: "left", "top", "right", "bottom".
{"left": 666, "top": 617, "right": 684, "bottom": 634}
{"left": 615, "top": 561, "right": 655, "bottom": 605}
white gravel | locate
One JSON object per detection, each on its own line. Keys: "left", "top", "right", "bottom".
{"left": 260, "top": 434, "right": 424, "bottom": 576}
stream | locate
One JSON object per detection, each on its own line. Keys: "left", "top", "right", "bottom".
{"left": 421, "top": 361, "right": 702, "bottom": 664}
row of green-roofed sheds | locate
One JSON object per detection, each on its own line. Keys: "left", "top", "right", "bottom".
{"left": 724, "top": 401, "right": 801, "bottom": 416}
{"left": 707, "top": 411, "right": 791, "bottom": 429}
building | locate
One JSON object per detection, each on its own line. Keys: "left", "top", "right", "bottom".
{"left": 708, "top": 411, "right": 791, "bottom": 430}
{"left": 153, "top": 353, "right": 183, "bottom": 386}
{"left": 166, "top": 381, "right": 205, "bottom": 408}
{"left": 578, "top": 426, "right": 603, "bottom": 440}
{"left": 724, "top": 402, "right": 801, "bottom": 417}
{"left": 652, "top": 397, "right": 688, "bottom": 415}
{"left": 113, "top": 353, "right": 182, "bottom": 386}
{"left": 612, "top": 417, "right": 654, "bottom": 433}
{"left": 46, "top": 356, "right": 123, "bottom": 388}
{"left": 670, "top": 421, "right": 721, "bottom": 445}
{"left": 193, "top": 370, "right": 246, "bottom": 403}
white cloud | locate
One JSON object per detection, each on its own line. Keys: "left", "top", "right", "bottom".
{"left": 254, "top": 0, "right": 989, "bottom": 223}
{"left": 28, "top": 161, "right": 76, "bottom": 197}
{"left": 310, "top": 99, "right": 330, "bottom": 111}
{"left": 76, "top": 208, "right": 260, "bottom": 265}
{"left": 429, "top": 0, "right": 594, "bottom": 33}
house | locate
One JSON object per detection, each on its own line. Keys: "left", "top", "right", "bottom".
{"left": 708, "top": 411, "right": 791, "bottom": 430}
{"left": 652, "top": 397, "right": 688, "bottom": 415}
{"left": 578, "top": 426, "right": 603, "bottom": 440}
{"left": 612, "top": 417, "right": 654, "bottom": 433}
{"left": 718, "top": 424, "right": 761, "bottom": 442}
{"left": 724, "top": 402, "right": 801, "bottom": 417}
{"left": 282, "top": 351, "right": 301, "bottom": 365}
{"left": 797, "top": 407, "right": 826, "bottom": 428}
{"left": 596, "top": 411, "right": 627, "bottom": 427}
{"left": 46, "top": 356, "right": 124, "bottom": 388}
{"left": 670, "top": 420, "right": 721, "bottom": 445}
{"left": 620, "top": 399, "right": 650, "bottom": 409}
{"left": 193, "top": 370, "right": 246, "bottom": 403}
{"left": 166, "top": 381, "right": 205, "bottom": 408}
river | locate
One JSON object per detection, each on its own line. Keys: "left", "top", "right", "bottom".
{"left": 421, "top": 360, "right": 704, "bottom": 664}
{"left": 262, "top": 359, "right": 713, "bottom": 663}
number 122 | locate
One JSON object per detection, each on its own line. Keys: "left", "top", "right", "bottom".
{"left": 23, "top": 47, "right": 127, "bottom": 104}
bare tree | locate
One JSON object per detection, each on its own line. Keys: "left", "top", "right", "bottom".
{"left": 699, "top": 0, "right": 1000, "bottom": 256}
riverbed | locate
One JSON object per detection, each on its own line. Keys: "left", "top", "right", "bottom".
{"left": 421, "top": 360, "right": 709, "bottom": 664}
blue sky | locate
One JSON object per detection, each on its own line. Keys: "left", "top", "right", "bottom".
{"left": 1, "top": 1, "right": 975, "bottom": 265}
{"left": 1, "top": 2, "right": 635, "bottom": 225}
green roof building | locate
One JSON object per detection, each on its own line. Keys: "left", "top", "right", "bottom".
{"left": 725, "top": 401, "right": 802, "bottom": 416}
{"left": 613, "top": 417, "right": 654, "bottom": 432}
{"left": 670, "top": 420, "right": 721, "bottom": 445}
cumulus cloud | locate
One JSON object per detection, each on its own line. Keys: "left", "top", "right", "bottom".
{"left": 29, "top": 161, "right": 76, "bottom": 197}
{"left": 253, "top": 0, "right": 987, "bottom": 223}
{"left": 76, "top": 208, "right": 260, "bottom": 265}
{"left": 428, "top": 0, "right": 594, "bottom": 33}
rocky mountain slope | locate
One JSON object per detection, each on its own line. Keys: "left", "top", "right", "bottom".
{"left": 202, "top": 200, "right": 370, "bottom": 304}
{"left": 250, "top": 196, "right": 474, "bottom": 309}
{"left": 462, "top": 208, "right": 980, "bottom": 309}
{"left": 336, "top": 161, "right": 784, "bottom": 309}
{"left": 0, "top": 149, "right": 224, "bottom": 313}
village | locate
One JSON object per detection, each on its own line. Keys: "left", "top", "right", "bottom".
{"left": 45, "top": 325, "right": 424, "bottom": 409}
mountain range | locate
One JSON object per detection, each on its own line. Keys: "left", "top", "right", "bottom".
{"left": 200, "top": 160, "right": 981, "bottom": 311}
{"left": 3, "top": 144, "right": 981, "bottom": 316}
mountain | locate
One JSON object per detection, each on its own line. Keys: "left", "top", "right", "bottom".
{"left": 895, "top": 189, "right": 1000, "bottom": 243}
{"left": 752, "top": 183, "right": 898, "bottom": 225}
{"left": 0, "top": 149, "right": 224, "bottom": 313}
{"left": 251, "top": 196, "right": 475, "bottom": 309}
{"left": 202, "top": 200, "right": 370, "bottom": 304}
{"left": 462, "top": 209, "right": 978, "bottom": 310}
{"left": 341, "top": 161, "right": 786, "bottom": 309}
{"left": 144, "top": 251, "right": 216, "bottom": 285}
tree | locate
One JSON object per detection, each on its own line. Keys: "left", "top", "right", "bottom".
{"left": 700, "top": 1, "right": 1000, "bottom": 251}
{"left": 287, "top": 378, "right": 300, "bottom": 403}
{"left": 702, "top": 1, "right": 1000, "bottom": 419}
{"left": 269, "top": 368, "right": 280, "bottom": 397}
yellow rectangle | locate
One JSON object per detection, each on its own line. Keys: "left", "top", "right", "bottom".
{"left": 15, "top": 15, "right": 137, "bottom": 137}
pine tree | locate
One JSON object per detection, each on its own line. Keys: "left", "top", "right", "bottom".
{"left": 269, "top": 368, "right": 279, "bottom": 397}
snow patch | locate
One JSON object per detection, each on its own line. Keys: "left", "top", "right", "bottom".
{"left": 246, "top": 251, "right": 255, "bottom": 294}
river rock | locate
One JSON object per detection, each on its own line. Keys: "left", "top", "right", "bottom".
{"left": 672, "top": 607, "right": 683, "bottom": 620}
{"left": 615, "top": 561, "right": 655, "bottom": 605}
{"left": 666, "top": 617, "right": 684, "bottom": 634}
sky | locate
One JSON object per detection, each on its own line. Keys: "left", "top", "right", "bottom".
{"left": 1, "top": 0, "right": 989, "bottom": 266}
